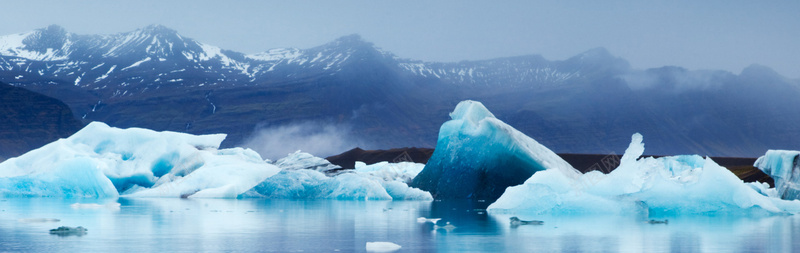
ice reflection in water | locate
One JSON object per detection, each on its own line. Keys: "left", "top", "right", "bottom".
{"left": 0, "top": 198, "right": 798, "bottom": 252}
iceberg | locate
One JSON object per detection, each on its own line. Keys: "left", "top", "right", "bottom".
{"left": 488, "top": 133, "right": 800, "bottom": 215}
{"left": 241, "top": 159, "right": 432, "bottom": 200}
{"left": 274, "top": 150, "right": 342, "bottom": 174}
{"left": 0, "top": 122, "right": 279, "bottom": 198}
{"left": 365, "top": 242, "right": 402, "bottom": 252}
{"left": 411, "top": 100, "right": 579, "bottom": 200}
{"left": 354, "top": 161, "right": 424, "bottom": 184}
{"left": 754, "top": 150, "right": 800, "bottom": 200}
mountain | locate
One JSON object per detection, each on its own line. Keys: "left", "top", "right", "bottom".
{"left": 1, "top": 25, "right": 799, "bottom": 158}
{"left": 0, "top": 81, "right": 83, "bottom": 159}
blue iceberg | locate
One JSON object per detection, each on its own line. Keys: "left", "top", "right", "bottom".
{"left": 0, "top": 123, "right": 431, "bottom": 200}
{"left": 411, "top": 100, "right": 579, "bottom": 200}
{"left": 241, "top": 156, "right": 432, "bottom": 200}
{"left": 488, "top": 133, "right": 800, "bottom": 215}
{"left": 0, "top": 122, "right": 279, "bottom": 198}
{"left": 754, "top": 150, "right": 800, "bottom": 200}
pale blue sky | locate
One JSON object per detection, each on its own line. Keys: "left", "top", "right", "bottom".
{"left": 3, "top": 0, "right": 799, "bottom": 78}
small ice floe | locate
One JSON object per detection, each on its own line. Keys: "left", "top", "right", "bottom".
{"left": 49, "top": 226, "right": 87, "bottom": 236}
{"left": 416, "top": 217, "right": 441, "bottom": 224}
{"left": 509, "top": 217, "right": 544, "bottom": 227}
{"left": 366, "top": 242, "right": 401, "bottom": 252}
{"left": 434, "top": 222, "right": 456, "bottom": 232}
{"left": 647, "top": 219, "right": 668, "bottom": 224}
{"left": 70, "top": 202, "right": 121, "bottom": 210}
{"left": 18, "top": 218, "right": 61, "bottom": 223}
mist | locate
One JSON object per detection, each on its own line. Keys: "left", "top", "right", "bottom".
{"left": 240, "top": 121, "right": 367, "bottom": 161}
{"left": 622, "top": 67, "right": 733, "bottom": 92}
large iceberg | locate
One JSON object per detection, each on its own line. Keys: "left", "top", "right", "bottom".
{"left": 411, "top": 100, "right": 579, "bottom": 200}
{"left": 241, "top": 156, "right": 431, "bottom": 200}
{"left": 0, "top": 123, "right": 431, "bottom": 200}
{"left": 488, "top": 133, "right": 800, "bottom": 215}
{"left": 754, "top": 150, "right": 800, "bottom": 200}
{"left": 0, "top": 122, "right": 279, "bottom": 198}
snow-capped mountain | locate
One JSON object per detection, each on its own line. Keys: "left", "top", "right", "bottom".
{"left": 0, "top": 25, "right": 607, "bottom": 97}
{"left": 1, "top": 25, "right": 799, "bottom": 158}
{"left": 0, "top": 25, "right": 386, "bottom": 98}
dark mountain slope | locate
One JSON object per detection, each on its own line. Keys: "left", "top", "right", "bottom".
{"left": 0, "top": 81, "right": 83, "bottom": 159}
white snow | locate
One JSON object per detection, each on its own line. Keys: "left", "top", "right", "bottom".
{"left": 121, "top": 58, "right": 150, "bottom": 71}
{"left": 95, "top": 65, "right": 117, "bottom": 81}
{"left": 0, "top": 31, "right": 70, "bottom": 61}
{"left": 246, "top": 48, "right": 301, "bottom": 61}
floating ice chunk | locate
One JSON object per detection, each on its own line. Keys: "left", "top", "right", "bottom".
{"left": 240, "top": 168, "right": 432, "bottom": 200}
{"left": 0, "top": 122, "right": 279, "bottom": 198}
{"left": 49, "top": 226, "right": 87, "bottom": 236}
{"left": 416, "top": 217, "right": 441, "bottom": 224}
{"left": 489, "top": 133, "right": 800, "bottom": 215}
{"left": 754, "top": 150, "right": 800, "bottom": 200}
{"left": 244, "top": 152, "right": 431, "bottom": 200}
{"left": 433, "top": 222, "right": 456, "bottom": 231}
{"left": 366, "top": 242, "right": 401, "bottom": 252}
{"left": 412, "top": 100, "right": 579, "bottom": 200}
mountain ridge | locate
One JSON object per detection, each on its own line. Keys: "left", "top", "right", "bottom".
{"left": 1, "top": 25, "right": 798, "bottom": 158}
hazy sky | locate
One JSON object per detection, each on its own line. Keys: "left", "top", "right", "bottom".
{"left": 3, "top": 0, "right": 799, "bottom": 78}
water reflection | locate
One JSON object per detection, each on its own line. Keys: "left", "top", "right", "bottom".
{"left": 0, "top": 198, "right": 799, "bottom": 252}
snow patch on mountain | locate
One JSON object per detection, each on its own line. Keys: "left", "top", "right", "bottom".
{"left": 246, "top": 48, "right": 302, "bottom": 61}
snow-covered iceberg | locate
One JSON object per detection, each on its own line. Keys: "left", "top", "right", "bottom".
{"left": 411, "top": 100, "right": 579, "bottom": 200}
{"left": 241, "top": 157, "right": 431, "bottom": 200}
{"left": 488, "top": 133, "right": 800, "bottom": 215}
{"left": 0, "top": 123, "right": 430, "bottom": 200}
{"left": 354, "top": 161, "right": 424, "bottom": 184}
{"left": 754, "top": 150, "right": 800, "bottom": 200}
{"left": 274, "top": 150, "right": 342, "bottom": 174}
{"left": 0, "top": 122, "right": 279, "bottom": 198}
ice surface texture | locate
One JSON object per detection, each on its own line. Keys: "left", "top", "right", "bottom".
{"left": 489, "top": 133, "right": 800, "bottom": 215}
{"left": 755, "top": 150, "right": 800, "bottom": 200}
{"left": 0, "top": 122, "right": 278, "bottom": 198}
{"left": 274, "top": 150, "right": 342, "bottom": 173}
{"left": 411, "top": 100, "right": 579, "bottom": 200}
{"left": 0, "top": 123, "right": 429, "bottom": 200}
{"left": 241, "top": 159, "right": 431, "bottom": 200}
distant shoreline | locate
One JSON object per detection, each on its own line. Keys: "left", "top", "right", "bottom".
{"left": 326, "top": 147, "right": 771, "bottom": 187}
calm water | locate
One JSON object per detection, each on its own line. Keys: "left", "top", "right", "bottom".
{"left": 1, "top": 198, "right": 798, "bottom": 252}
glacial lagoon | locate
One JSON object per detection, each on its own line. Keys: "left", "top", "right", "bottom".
{"left": 1, "top": 198, "right": 798, "bottom": 252}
